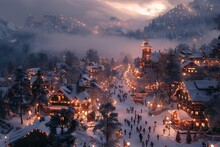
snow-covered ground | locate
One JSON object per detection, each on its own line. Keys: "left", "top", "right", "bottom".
{"left": 0, "top": 66, "right": 219, "bottom": 147}
{"left": 73, "top": 67, "right": 220, "bottom": 147}
{"left": 111, "top": 68, "right": 220, "bottom": 147}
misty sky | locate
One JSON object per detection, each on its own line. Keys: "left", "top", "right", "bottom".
{"left": 0, "top": 0, "right": 193, "bottom": 26}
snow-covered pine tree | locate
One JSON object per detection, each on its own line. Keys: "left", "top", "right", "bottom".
{"left": 93, "top": 102, "right": 121, "bottom": 147}
{"left": 7, "top": 66, "right": 32, "bottom": 124}
{"left": 31, "top": 69, "right": 47, "bottom": 116}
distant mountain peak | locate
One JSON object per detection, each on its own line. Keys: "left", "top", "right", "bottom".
{"left": 0, "top": 18, "right": 18, "bottom": 39}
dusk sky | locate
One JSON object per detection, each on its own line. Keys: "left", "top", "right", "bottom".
{"left": 0, "top": 0, "right": 193, "bottom": 26}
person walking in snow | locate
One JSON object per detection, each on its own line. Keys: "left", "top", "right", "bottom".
{"left": 145, "top": 121, "right": 148, "bottom": 125}
{"left": 124, "top": 129, "right": 126, "bottom": 135}
{"left": 139, "top": 133, "right": 143, "bottom": 143}
{"left": 143, "top": 128, "right": 146, "bottom": 134}
{"left": 142, "top": 141, "right": 145, "bottom": 147}
{"left": 136, "top": 126, "right": 139, "bottom": 132}
{"left": 127, "top": 120, "right": 130, "bottom": 126}
{"left": 157, "top": 134, "right": 159, "bottom": 141}
{"left": 154, "top": 121, "right": 157, "bottom": 127}
{"left": 150, "top": 141, "right": 154, "bottom": 147}
{"left": 131, "top": 116, "right": 133, "bottom": 122}
{"left": 129, "top": 131, "right": 131, "bottom": 138}
{"left": 163, "top": 128, "right": 166, "bottom": 135}
{"left": 148, "top": 126, "right": 151, "bottom": 133}
{"left": 147, "top": 134, "right": 150, "bottom": 140}
{"left": 153, "top": 126, "right": 156, "bottom": 133}
{"left": 83, "top": 143, "right": 86, "bottom": 147}
{"left": 145, "top": 139, "right": 149, "bottom": 147}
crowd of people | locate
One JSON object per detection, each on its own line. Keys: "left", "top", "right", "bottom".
{"left": 111, "top": 77, "right": 167, "bottom": 147}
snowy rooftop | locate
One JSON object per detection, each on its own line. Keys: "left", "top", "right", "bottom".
{"left": 30, "top": 75, "right": 37, "bottom": 84}
{"left": 8, "top": 117, "right": 50, "bottom": 145}
{"left": 49, "top": 105, "right": 68, "bottom": 110}
{"left": 194, "top": 80, "right": 219, "bottom": 90}
{"left": 180, "top": 60, "right": 194, "bottom": 69}
{"left": 0, "top": 77, "right": 6, "bottom": 82}
{"left": 56, "top": 62, "right": 68, "bottom": 69}
{"left": 168, "top": 110, "right": 192, "bottom": 120}
{"left": 91, "top": 82, "right": 103, "bottom": 90}
{"left": 189, "top": 53, "right": 202, "bottom": 59}
{"left": 0, "top": 87, "right": 9, "bottom": 99}
{"left": 180, "top": 49, "right": 192, "bottom": 54}
{"left": 151, "top": 52, "right": 161, "bottom": 62}
{"left": 184, "top": 81, "right": 218, "bottom": 102}
{"left": 27, "top": 68, "right": 40, "bottom": 73}
{"left": 82, "top": 74, "right": 92, "bottom": 81}
{"left": 60, "top": 84, "right": 89, "bottom": 101}
{"left": 141, "top": 41, "right": 152, "bottom": 48}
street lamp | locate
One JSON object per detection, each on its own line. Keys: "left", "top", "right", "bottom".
{"left": 124, "top": 141, "right": 130, "bottom": 147}
{"left": 28, "top": 110, "right": 32, "bottom": 125}
{"left": 168, "top": 121, "right": 171, "bottom": 136}
{"left": 4, "top": 135, "right": 7, "bottom": 147}
{"left": 127, "top": 142, "right": 130, "bottom": 147}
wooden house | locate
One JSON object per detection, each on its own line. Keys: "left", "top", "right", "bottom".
{"left": 7, "top": 118, "right": 49, "bottom": 147}
{"left": 181, "top": 60, "right": 198, "bottom": 75}
{"left": 174, "top": 80, "right": 219, "bottom": 130}
{"left": 48, "top": 83, "right": 91, "bottom": 119}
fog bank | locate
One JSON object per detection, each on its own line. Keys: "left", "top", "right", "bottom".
{"left": 32, "top": 33, "right": 180, "bottom": 60}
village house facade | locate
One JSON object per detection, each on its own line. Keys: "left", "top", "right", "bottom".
{"left": 174, "top": 80, "right": 219, "bottom": 131}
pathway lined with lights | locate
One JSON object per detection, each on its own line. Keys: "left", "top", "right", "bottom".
{"left": 112, "top": 65, "right": 210, "bottom": 147}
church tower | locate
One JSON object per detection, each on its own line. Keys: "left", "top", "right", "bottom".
{"left": 141, "top": 41, "right": 152, "bottom": 68}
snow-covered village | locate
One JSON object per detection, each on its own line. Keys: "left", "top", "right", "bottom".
{"left": 0, "top": 0, "right": 220, "bottom": 147}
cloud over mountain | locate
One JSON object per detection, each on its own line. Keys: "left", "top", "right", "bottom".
{"left": 0, "top": 0, "right": 193, "bottom": 26}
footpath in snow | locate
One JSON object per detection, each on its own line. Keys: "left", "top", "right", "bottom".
{"left": 111, "top": 71, "right": 219, "bottom": 147}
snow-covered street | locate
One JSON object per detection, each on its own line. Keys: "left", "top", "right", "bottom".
{"left": 111, "top": 68, "right": 220, "bottom": 147}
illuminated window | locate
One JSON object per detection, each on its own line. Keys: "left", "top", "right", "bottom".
{"left": 191, "top": 111, "right": 194, "bottom": 114}
{"left": 196, "top": 122, "right": 199, "bottom": 126}
{"left": 195, "top": 111, "right": 198, "bottom": 115}
{"left": 58, "top": 96, "right": 61, "bottom": 101}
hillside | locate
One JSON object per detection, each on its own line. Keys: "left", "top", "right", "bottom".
{"left": 0, "top": 19, "right": 18, "bottom": 39}
{"left": 24, "top": 15, "right": 90, "bottom": 35}
{"left": 130, "top": 0, "right": 220, "bottom": 40}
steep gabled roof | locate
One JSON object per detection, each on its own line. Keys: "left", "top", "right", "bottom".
{"left": 60, "top": 84, "right": 89, "bottom": 102}
{"left": 194, "top": 80, "right": 219, "bottom": 90}
{"left": 8, "top": 118, "right": 50, "bottom": 144}
{"left": 180, "top": 60, "right": 194, "bottom": 69}
{"left": 184, "top": 81, "right": 218, "bottom": 102}
{"left": 0, "top": 87, "right": 9, "bottom": 100}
